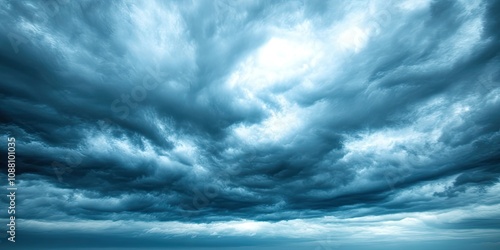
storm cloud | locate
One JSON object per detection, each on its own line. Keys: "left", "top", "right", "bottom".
{"left": 0, "top": 0, "right": 499, "bottom": 249}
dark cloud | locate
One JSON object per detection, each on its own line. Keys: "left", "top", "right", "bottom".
{"left": 1, "top": 0, "right": 500, "bottom": 249}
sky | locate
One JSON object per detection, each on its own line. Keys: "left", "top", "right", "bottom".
{"left": 0, "top": 0, "right": 499, "bottom": 249}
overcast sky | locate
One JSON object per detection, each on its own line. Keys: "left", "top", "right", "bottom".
{"left": 1, "top": 0, "right": 500, "bottom": 249}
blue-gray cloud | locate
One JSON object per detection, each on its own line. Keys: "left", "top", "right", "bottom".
{"left": 0, "top": 0, "right": 499, "bottom": 249}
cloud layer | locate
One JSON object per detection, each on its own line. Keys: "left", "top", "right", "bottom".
{"left": 0, "top": 0, "right": 499, "bottom": 249}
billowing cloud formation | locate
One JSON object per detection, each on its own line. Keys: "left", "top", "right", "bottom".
{"left": 0, "top": 0, "right": 499, "bottom": 249}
